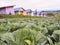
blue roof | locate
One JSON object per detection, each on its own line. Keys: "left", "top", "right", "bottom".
{"left": 23, "top": 10, "right": 28, "bottom": 12}
{"left": 14, "top": 8, "right": 20, "bottom": 11}
{"left": 23, "top": 9, "right": 32, "bottom": 12}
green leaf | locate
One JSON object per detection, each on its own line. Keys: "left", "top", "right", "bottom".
{"left": 47, "top": 37, "right": 53, "bottom": 45}
{"left": 55, "top": 42, "right": 60, "bottom": 45}
{"left": 52, "top": 30, "right": 60, "bottom": 42}
{"left": 0, "top": 41, "right": 7, "bottom": 45}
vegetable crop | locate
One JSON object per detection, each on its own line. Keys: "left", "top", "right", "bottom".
{"left": 0, "top": 18, "right": 60, "bottom": 45}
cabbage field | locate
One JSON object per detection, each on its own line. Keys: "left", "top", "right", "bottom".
{"left": 0, "top": 18, "right": 60, "bottom": 45}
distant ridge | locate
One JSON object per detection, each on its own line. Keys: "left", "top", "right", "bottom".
{"left": 42, "top": 10, "right": 60, "bottom": 12}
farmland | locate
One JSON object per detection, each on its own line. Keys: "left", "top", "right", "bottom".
{"left": 0, "top": 17, "right": 60, "bottom": 45}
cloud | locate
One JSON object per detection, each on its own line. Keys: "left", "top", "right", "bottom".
{"left": 0, "top": 0, "right": 60, "bottom": 10}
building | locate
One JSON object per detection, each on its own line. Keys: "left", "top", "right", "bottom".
{"left": 19, "top": 7, "right": 25, "bottom": 15}
{"left": 14, "top": 8, "right": 32, "bottom": 16}
{"left": 37, "top": 11, "right": 41, "bottom": 16}
{"left": 33, "top": 9, "right": 38, "bottom": 16}
{"left": 23, "top": 10, "right": 28, "bottom": 15}
{"left": 26, "top": 9, "right": 32, "bottom": 15}
{"left": 14, "top": 8, "right": 20, "bottom": 14}
{"left": 0, "top": 5, "right": 15, "bottom": 15}
{"left": 14, "top": 7, "right": 25, "bottom": 15}
{"left": 14, "top": 7, "right": 46, "bottom": 17}
{"left": 30, "top": 11, "right": 34, "bottom": 16}
{"left": 23, "top": 9, "right": 32, "bottom": 16}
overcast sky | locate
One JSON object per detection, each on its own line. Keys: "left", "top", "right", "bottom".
{"left": 0, "top": 0, "right": 60, "bottom": 10}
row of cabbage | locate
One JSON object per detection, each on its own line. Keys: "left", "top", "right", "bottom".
{"left": 0, "top": 18, "right": 60, "bottom": 45}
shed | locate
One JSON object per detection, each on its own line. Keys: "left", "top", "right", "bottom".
{"left": 0, "top": 5, "right": 15, "bottom": 15}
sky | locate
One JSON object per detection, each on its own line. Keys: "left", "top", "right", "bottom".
{"left": 0, "top": 0, "right": 60, "bottom": 11}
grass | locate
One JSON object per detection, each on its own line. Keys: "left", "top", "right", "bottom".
{"left": 0, "top": 14, "right": 42, "bottom": 18}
